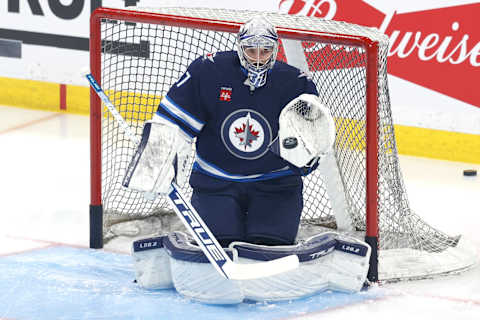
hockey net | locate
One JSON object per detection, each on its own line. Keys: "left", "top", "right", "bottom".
{"left": 89, "top": 7, "right": 477, "bottom": 282}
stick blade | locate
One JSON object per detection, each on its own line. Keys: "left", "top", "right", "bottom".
{"left": 222, "top": 254, "right": 299, "bottom": 280}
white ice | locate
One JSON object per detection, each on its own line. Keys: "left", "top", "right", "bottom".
{"left": 0, "top": 106, "right": 479, "bottom": 319}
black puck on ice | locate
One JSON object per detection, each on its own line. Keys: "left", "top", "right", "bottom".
{"left": 463, "top": 169, "right": 477, "bottom": 177}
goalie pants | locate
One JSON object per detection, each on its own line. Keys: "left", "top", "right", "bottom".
{"left": 189, "top": 172, "right": 303, "bottom": 247}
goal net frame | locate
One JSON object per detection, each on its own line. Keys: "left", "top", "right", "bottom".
{"left": 88, "top": 7, "right": 476, "bottom": 283}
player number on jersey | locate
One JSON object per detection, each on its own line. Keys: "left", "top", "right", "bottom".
{"left": 176, "top": 71, "right": 191, "bottom": 87}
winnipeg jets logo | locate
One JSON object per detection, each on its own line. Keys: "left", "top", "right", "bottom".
{"left": 221, "top": 109, "right": 272, "bottom": 160}
{"left": 234, "top": 112, "right": 260, "bottom": 150}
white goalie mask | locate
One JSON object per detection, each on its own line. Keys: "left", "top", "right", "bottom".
{"left": 236, "top": 16, "right": 279, "bottom": 90}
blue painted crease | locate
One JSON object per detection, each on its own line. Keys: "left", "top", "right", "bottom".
{"left": 0, "top": 246, "right": 382, "bottom": 320}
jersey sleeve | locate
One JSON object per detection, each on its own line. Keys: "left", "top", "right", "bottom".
{"left": 299, "top": 71, "right": 319, "bottom": 96}
{"left": 156, "top": 57, "right": 208, "bottom": 140}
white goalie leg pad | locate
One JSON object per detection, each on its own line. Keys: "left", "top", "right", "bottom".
{"left": 163, "top": 232, "right": 244, "bottom": 304}
{"left": 230, "top": 232, "right": 371, "bottom": 301}
{"left": 322, "top": 234, "right": 371, "bottom": 292}
{"left": 132, "top": 236, "right": 173, "bottom": 289}
{"left": 233, "top": 233, "right": 336, "bottom": 301}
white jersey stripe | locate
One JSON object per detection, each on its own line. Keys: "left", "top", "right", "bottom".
{"left": 195, "top": 154, "right": 293, "bottom": 182}
{"left": 153, "top": 113, "right": 195, "bottom": 142}
{"left": 161, "top": 95, "right": 205, "bottom": 132}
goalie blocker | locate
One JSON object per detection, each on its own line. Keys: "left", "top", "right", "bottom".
{"left": 132, "top": 232, "right": 371, "bottom": 304}
{"left": 122, "top": 114, "right": 192, "bottom": 198}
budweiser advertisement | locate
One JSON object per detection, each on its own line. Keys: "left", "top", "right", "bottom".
{"left": 278, "top": 0, "right": 479, "bottom": 108}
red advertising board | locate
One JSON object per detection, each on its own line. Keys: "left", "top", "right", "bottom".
{"left": 279, "top": 0, "right": 479, "bottom": 107}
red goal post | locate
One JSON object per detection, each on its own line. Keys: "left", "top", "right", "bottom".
{"left": 89, "top": 7, "right": 476, "bottom": 282}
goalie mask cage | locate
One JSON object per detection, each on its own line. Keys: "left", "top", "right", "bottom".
{"left": 89, "top": 7, "right": 476, "bottom": 282}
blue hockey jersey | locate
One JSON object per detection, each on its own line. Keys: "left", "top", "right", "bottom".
{"left": 156, "top": 51, "right": 318, "bottom": 182}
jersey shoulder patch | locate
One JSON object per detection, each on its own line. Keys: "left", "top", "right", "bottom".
{"left": 298, "top": 70, "right": 313, "bottom": 80}
{"left": 203, "top": 52, "right": 217, "bottom": 63}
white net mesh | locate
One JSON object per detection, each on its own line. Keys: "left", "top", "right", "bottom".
{"left": 94, "top": 7, "right": 477, "bottom": 281}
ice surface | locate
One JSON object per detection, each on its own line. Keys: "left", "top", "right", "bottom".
{"left": 0, "top": 106, "right": 479, "bottom": 319}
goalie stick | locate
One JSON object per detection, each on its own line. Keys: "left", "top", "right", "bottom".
{"left": 86, "top": 74, "right": 299, "bottom": 280}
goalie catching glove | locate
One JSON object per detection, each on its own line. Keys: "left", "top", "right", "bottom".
{"left": 269, "top": 93, "right": 335, "bottom": 175}
{"left": 122, "top": 114, "right": 192, "bottom": 199}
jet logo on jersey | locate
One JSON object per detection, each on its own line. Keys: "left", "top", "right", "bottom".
{"left": 221, "top": 109, "right": 272, "bottom": 160}
{"left": 234, "top": 113, "right": 260, "bottom": 150}
{"left": 219, "top": 87, "right": 232, "bottom": 101}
